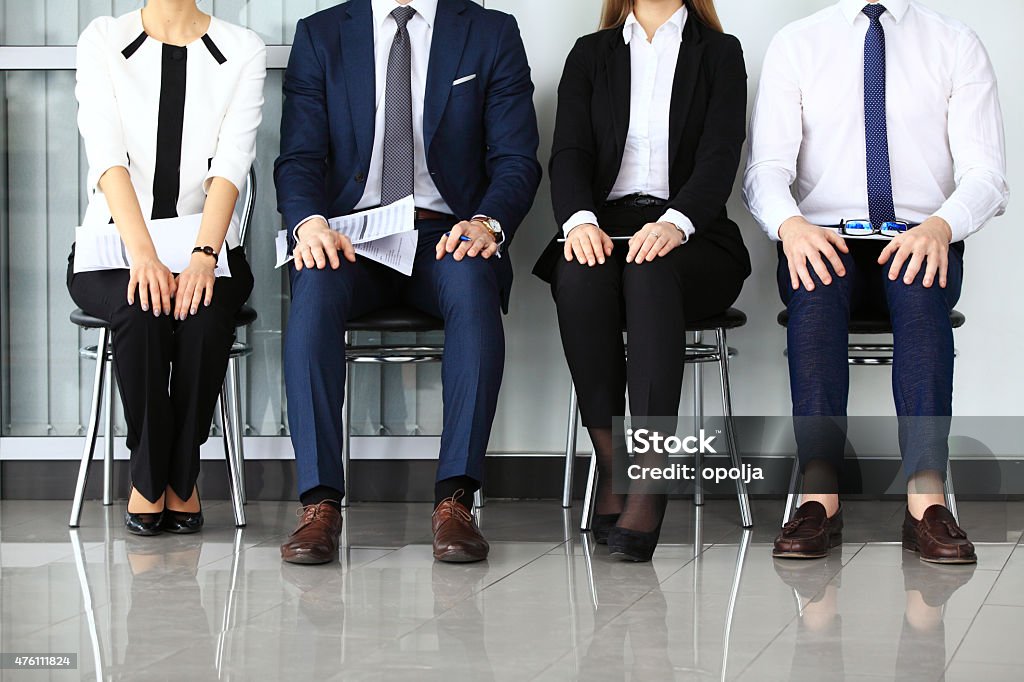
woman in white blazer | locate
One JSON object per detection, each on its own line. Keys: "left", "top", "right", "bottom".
{"left": 68, "top": 0, "right": 266, "bottom": 535}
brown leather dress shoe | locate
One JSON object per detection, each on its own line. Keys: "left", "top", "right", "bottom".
{"left": 432, "top": 492, "right": 489, "bottom": 563}
{"left": 773, "top": 501, "right": 843, "bottom": 559}
{"left": 280, "top": 502, "right": 343, "bottom": 565}
{"left": 902, "top": 505, "right": 976, "bottom": 564}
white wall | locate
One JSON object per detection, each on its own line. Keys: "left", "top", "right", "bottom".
{"left": 488, "top": 0, "right": 1024, "bottom": 456}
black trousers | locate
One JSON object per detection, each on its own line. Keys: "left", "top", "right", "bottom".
{"left": 67, "top": 247, "right": 254, "bottom": 503}
{"left": 551, "top": 204, "right": 746, "bottom": 427}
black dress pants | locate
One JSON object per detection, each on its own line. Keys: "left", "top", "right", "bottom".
{"left": 67, "top": 247, "right": 254, "bottom": 503}
{"left": 551, "top": 204, "right": 746, "bottom": 428}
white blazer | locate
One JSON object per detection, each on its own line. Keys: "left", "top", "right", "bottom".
{"left": 76, "top": 10, "right": 266, "bottom": 248}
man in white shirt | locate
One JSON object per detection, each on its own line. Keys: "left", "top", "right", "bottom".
{"left": 744, "top": 0, "right": 1008, "bottom": 563}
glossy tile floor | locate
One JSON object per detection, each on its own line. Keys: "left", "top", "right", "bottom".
{"left": 2, "top": 499, "right": 1023, "bottom": 681}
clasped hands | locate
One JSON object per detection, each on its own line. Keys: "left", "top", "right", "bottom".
{"left": 292, "top": 217, "right": 498, "bottom": 273}
{"left": 563, "top": 221, "right": 685, "bottom": 266}
{"left": 779, "top": 215, "right": 953, "bottom": 292}
{"left": 127, "top": 251, "right": 218, "bottom": 320}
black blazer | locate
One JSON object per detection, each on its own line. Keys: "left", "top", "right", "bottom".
{"left": 533, "top": 17, "right": 752, "bottom": 282}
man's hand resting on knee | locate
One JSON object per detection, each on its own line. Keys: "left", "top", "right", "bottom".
{"left": 435, "top": 220, "right": 498, "bottom": 261}
{"left": 779, "top": 216, "right": 850, "bottom": 292}
{"left": 293, "top": 217, "right": 357, "bottom": 271}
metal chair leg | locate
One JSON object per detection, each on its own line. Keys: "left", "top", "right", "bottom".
{"left": 693, "top": 331, "right": 704, "bottom": 506}
{"left": 717, "top": 329, "right": 752, "bottom": 528}
{"left": 227, "top": 356, "right": 247, "bottom": 505}
{"left": 580, "top": 451, "right": 598, "bottom": 532}
{"left": 562, "top": 384, "right": 580, "bottom": 508}
{"left": 219, "top": 387, "right": 246, "bottom": 527}
{"left": 70, "top": 328, "right": 109, "bottom": 528}
{"left": 102, "top": 347, "right": 115, "bottom": 506}
{"left": 342, "top": 338, "right": 351, "bottom": 508}
{"left": 473, "top": 488, "right": 485, "bottom": 509}
{"left": 783, "top": 457, "right": 801, "bottom": 526}
{"left": 944, "top": 457, "right": 959, "bottom": 524}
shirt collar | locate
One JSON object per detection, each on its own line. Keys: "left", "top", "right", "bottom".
{"left": 372, "top": 0, "right": 437, "bottom": 30}
{"left": 839, "top": 0, "right": 910, "bottom": 25}
{"left": 622, "top": 5, "right": 688, "bottom": 45}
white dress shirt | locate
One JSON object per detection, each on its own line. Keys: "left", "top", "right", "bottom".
{"left": 296, "top": 0, "right": 451, "bottom": 236}
{"left": 562, "top": 7, "right": 694, "bottom": 240}
{"left": 743, "top": 0, "right": 1009, "bottom": 242}
{"left": 76, "top": 10, "right": 266, "bottom": 248}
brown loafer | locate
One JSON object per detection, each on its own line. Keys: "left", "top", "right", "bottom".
{"left": 432, "top": 492, "right": 489, "bottom": 563}
{"left": 773, "top": 501, "right": 843, "bottom": 559}
{"left": 902, "top": 505, "right": 976, "bottom": 564}
{"left": 280, "top": 502, "right": 343, "bottom": 565}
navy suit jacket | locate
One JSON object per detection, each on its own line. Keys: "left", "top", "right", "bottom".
{"left": 274, "top": 0, "right": 542, "bottom": 300}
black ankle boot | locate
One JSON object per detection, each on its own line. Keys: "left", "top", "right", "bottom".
{"left": 591, "top": 514, "right": 620, "bottom": 544}
{"left": 125, "top": 511, "right": 163, "bottom": 536}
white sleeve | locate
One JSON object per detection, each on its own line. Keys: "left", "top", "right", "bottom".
{"left": 204, "top": 34, "right": 267, "bottom": 194}
{"left": 75, "top": 19, "right": 129, "bottom": 194}
{"left": 742, "top": 33, "right": 804, "bottom": 241}
{"left": 932, "top": 29, "right": 1010, "bottom": 242}
{"left": 562, "top": 210, "right": 599, "bottom": 237}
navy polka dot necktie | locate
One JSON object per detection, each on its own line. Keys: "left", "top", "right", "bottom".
{"left": 381, "top": 6, "right": 417, "bottom": 206}
{"left": 862, "top": 3, "right": 896, "bottom": 227}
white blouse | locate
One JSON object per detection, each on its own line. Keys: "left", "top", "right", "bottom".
{"left": 75, "top": 10, "right": 266, "bottom": 248}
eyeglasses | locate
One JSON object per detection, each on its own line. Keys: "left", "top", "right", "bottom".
{"left": 839, "top": 219, "right": 911, "bottom": 238}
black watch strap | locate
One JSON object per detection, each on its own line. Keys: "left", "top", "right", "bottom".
{"left": 192, "top": 245, "right": 218, "bottom": 261}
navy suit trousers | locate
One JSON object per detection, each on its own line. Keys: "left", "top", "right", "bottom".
{"left": 284, "top": 219, "right": 504, "bottom": 499}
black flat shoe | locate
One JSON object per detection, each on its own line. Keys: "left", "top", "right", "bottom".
{"left": 125, "top": 511, "right": 163, "bottom": 536}
{"left": 591, "top": 514, "right": 621, "bottom": 544}
{"left": 607, "top": 522, "right": 663, "bottom": 562}
{"left": 161, "top": 510, "right": 204, "bottom": 534}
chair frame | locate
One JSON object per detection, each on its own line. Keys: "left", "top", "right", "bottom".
{"left": 566, "top": 323, "right": 754, "bottom": 532}
{"left": 341, "top": 327, "right": 484, "bottom": 509}
{"left": 68, "top": 167, "right": 258, "bottom": 528}
{"left": 780, "top": 316, "right": 962, "bottom": 525}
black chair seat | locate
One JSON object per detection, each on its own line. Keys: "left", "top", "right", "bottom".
{"left": 348, "top": 306, "right": 444, "bottom": 333}
{"left": 686, "top": 308, "right": 747, "bottom": 332}
{"left": 777, "top": 309, "right": 965, "bottom": 334}
{"left": 71, "top": 305, "right": 258, "bottom": 330}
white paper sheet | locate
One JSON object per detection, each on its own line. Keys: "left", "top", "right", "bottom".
{"left": 275, "top": 197, "right": 418, "bottom": 276}
{"left": 74, "top": 214, "right": 231, "bottom": 277}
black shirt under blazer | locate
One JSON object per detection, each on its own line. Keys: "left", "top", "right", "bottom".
{"left": 533, "top": 18, "right": 752, "bottom": 283}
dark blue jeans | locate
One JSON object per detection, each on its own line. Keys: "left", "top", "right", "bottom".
{"left": 778, "top": 240, "right": 963, "bottom": 480}
{"left": 284, "top": 219, "right": 505, "bottom": 499}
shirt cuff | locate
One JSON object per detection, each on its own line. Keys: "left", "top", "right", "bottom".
{"left": 293, "top": 215, "right": 328, "bottom": 242}
{"left": 932, "top": 201, "right": 973, "bottom": 244}
{"left": 658, "top": 209, "right": 695, "bottom": 243}
{"left": 562, "top": 210, "right": 599, "bottom": 237}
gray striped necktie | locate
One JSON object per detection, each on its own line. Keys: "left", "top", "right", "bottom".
{"left": 380, "top": 6, "right": 417, "bottom": 206}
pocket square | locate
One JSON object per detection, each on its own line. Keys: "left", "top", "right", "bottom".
{"left": 452, "top": 74, "right": 477, "bottom": 86}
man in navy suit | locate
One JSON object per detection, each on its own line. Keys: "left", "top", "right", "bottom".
{"left": 275, "top": 0, "right": 541, "bottom": 565}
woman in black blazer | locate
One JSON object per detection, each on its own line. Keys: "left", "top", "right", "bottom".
{"left": 534, "top": 0, "right": 751, "bottom": 561}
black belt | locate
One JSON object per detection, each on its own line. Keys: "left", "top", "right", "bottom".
{"left": 603, "top": 194, "right": 668, "bottom": 209}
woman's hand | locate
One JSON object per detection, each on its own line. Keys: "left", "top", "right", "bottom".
{"left": 564, "top": 223, "right": 613, "bottom": 266}
{"left": 128, "top": 254, "right": 176, "bottom": 316}
{"left": 626, "top": 222, "right": 685, "bottom": 264}
{"left": 174, "top": 253, "right": 217, "bottom": 320}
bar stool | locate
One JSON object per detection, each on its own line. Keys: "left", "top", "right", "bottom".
{"left": 343, "top": 305, "right": 484, "bottom": 509}
{"left": 777, "top": 309, "right": 965, "bottom": 524}
{"left": 566, "top": 308, "right": 754, "bottom": 531}
{"left": 68, "top": 167, "right": 258, "bottom": 528}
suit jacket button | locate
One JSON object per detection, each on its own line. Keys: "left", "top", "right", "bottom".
{"left": 355, "top": 173, "right": 366, "bottom": 183}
